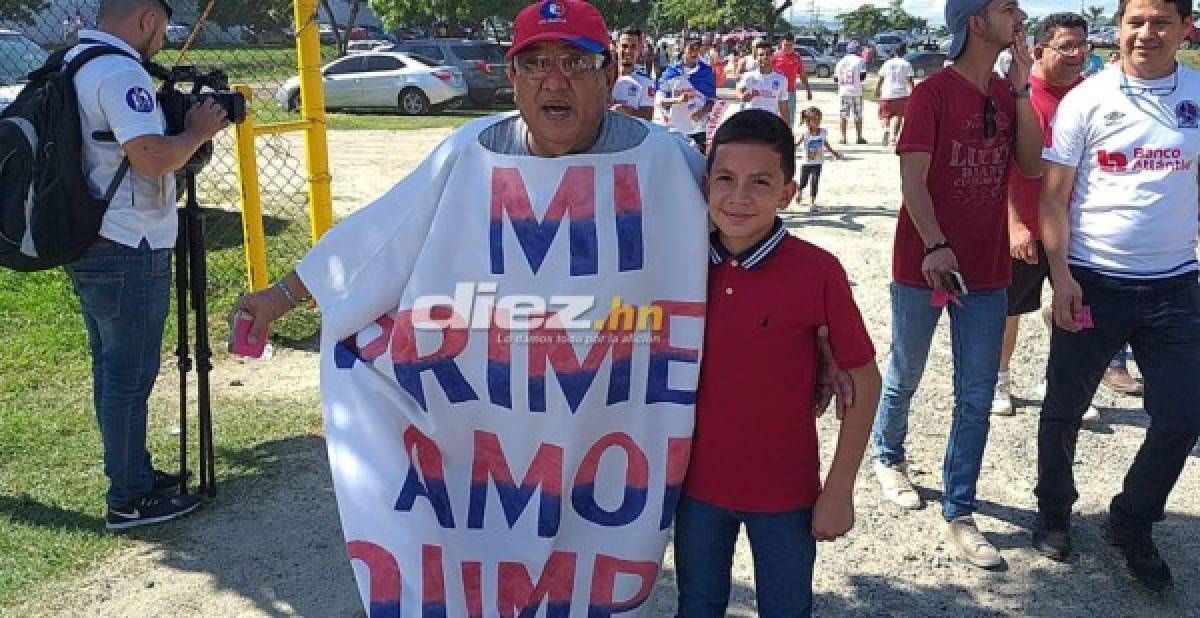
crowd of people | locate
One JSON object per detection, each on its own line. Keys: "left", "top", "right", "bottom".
{"left": 61, "top": 0, "right": 1198, "bottom": 615}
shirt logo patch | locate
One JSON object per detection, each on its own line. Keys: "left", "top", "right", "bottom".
{"left": 1175, "top": 100, "right": 1198, "bottom": 128}
{"left": 125, "top": 87, "right": 155, "bottom": 113}
{"left": 1104, "top": 110, "right": 1126, "bottom": 126}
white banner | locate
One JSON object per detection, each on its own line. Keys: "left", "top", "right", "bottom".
{"left": 298, "top": 114, "right": 710, "bottom": 617}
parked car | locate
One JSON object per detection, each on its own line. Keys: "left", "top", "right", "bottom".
{"left": 276, "top": 51, "right": 466, "bottom": 115}
{"left": 166, "top": 22, "right": 192, "bottom": 45}
{"left": 905, "top": 50, "right": 948, "bottom": 78}
{"left": 390, "top": 39, "right": 510, "bottom": 107}
{"left": 0, "top": 29, "right": 48, "bottom": 113}
{"left": 796, "top": 45, "right": 834, "bottom": 78}
{"left": 346, "top": 39, "right": 392, "bottom": 54}
{"left": 872, "top": 33, "right": 908, "bottom": 59}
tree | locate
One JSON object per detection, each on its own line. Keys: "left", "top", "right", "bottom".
{"left": 369, "top": 0, "right": 519, "bottom": 33}
{"left": 1084, "top": 5, "right": 1106, "bottom": 25}
{"left": 837, "top": 4, "right": 889, "bottom": 39}
{"left": 0, "top": 0, "right": 48, "bottom": 23}
{"left": 208, "top": 0, "right": 293, "bottom": 30}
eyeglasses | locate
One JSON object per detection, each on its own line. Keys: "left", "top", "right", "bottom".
{"left": 983, "top": 95, "right": 997, "bottom": 139}
{"left": 1119, "top": 70, "right": 1179, "bottom": 97}
{"left": 1044, "top": 41, "right": 1090, "bottom": 56}
{"left": 513, "top": 53, "right": 606, "bottom": 80}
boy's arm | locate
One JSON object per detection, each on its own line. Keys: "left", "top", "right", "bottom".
{"left": 812, "top": 361, "right": 882, "bottom": 542}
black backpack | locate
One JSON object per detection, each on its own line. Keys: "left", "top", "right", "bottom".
{"left": 0, "top": 44, "right": 136, "bottom": 271}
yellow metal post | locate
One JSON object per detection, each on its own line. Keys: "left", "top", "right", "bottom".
{"left": 293, "top": 0, "right": 334, "bottom": 243}
{"left": 231, "top": 84, "right": 270, "bottom": 291}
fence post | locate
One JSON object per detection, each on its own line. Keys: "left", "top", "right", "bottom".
{"left": 293, "top": 0, "right": 335, "bottom": 243}
{"left": 231, "top": 84, "right": 270, "bottom": 292}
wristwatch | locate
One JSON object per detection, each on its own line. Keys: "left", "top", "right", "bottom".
{"left": 1012, "top": 83, "right": 1032, "bottom": 99}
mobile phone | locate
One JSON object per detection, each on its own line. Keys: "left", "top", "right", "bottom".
{"left": 229, "top": 312, "right": 267, "bottom": 358}
{"left": 944, "top": 270, "right": 968, "bottom": 295}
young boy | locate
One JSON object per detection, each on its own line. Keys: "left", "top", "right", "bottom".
{"left": 675, "top": 109, "right": 881, "bottom": 616}
{"left": 735, "top": 39, "right": 789, "bottom": 120}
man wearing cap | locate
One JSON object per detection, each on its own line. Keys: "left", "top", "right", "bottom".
{"left": 871, "top": 0, "right": 1042, "bottom": 570}
{"left": 1034, "top": 0, "right": 1200, "bottom": 592}
{"left": 234, "top": 1, "right": 712, "bottom": 613}
{"left": 657, "top": 34, "right": 718, "bottom": 149}
{"left": 611, "top": 27, "right": 654, "bottom": 120}
{"left": 67, "top": 0, "right": 229, "bottom": 530}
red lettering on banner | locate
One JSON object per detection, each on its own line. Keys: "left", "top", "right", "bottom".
{"left": 497, "top": 552, "right": 577, "bottom": 617}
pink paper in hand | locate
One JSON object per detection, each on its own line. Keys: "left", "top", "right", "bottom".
{"left": 1075, "top": 306, "right": 1094, "bottom": 329}
{"left": 930, "top": 289, "right": 962, "bottom": 309}
{"left": 230, "top": 313, "right": 267, "bottom": 358}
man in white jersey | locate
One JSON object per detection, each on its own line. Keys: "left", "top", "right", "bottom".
{"left": 834, "top": 43, "right": 868, "bottom": 144}
{"left": 1034, "top": 0, "right": 1200, "bottom": 593}
{"left": 735, "top": 39, "right": 789, "bottom": 119}
{"left": 875, "top": 44, "right": 915, "bottom": 146}
{"left": 656, "top": 34, "right": 717, "bottom": 149}
{"left": 611, "top": 27, "right": 654, "bottom": 120}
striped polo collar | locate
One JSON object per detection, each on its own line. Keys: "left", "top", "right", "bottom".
{"left": 709, "top": 217, "right": 787, "bottom": 269}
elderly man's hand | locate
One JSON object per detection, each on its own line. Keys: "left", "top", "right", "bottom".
{"left": 815, "top": 325, "right": 855, "bottom": 419}
{"left": 230, "top": 286, "right": 292, "bottom": 345}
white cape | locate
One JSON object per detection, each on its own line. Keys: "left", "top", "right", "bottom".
{"left": 297, "top": 113, "right": 709, "bottom": 616}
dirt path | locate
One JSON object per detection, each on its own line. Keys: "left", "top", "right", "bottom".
{"left": 12, "top": 84, "right": 1200, "bottom": 617}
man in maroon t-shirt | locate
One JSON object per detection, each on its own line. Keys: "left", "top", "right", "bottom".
{"left": 992, "top": 13, "right": 1095, "bottom": 417}
{"left": 871, "top": 0, "right": 1044, "bottom": 571}
{"left": 772, "top": 32, "right": 812, "bottom": 129}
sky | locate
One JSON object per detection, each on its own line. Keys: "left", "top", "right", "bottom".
{"left": 783, "top": 0, "right": 1120, "bottom": 24}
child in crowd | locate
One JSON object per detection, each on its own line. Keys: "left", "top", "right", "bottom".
{"left": 675, "top": 109, "right": 881, "bottom": 617}
{"left": 793, "top": 107, "right": 843, "bottom": 211}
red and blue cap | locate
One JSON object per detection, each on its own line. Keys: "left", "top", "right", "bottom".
{"left": 506, "top": 0, "right": 610, "bottom": 60}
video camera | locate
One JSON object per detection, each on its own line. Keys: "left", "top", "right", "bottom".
{"left": 146, "top": 63, "right": 247, "bottom": 172}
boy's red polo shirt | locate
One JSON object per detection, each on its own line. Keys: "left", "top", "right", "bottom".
{"left": 686, "top": 219, "right": 876, "bottom": 512}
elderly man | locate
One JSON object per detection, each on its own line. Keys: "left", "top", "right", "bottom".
{"left": 236, "top": 1, "right": 710, "bottom": 614}
{"left": 1035, "top": 0, "right": 1200, "bottom": 592}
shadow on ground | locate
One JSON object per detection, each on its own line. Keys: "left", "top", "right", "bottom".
{"left": 9, "top": 431, "right": 1197, "bottom": 616}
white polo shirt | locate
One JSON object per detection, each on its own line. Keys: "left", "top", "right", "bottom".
{"left": 611, "top": 72, "right": 655, "bottom": 111}
{"left": 736, "top": 69, "right": 788, "bottom": 117}
{"left": 1045, "top": 64, "right": 1200, "bottom": 279}
{"left": 69, "top": 30, "right": 176, "bottom": 249}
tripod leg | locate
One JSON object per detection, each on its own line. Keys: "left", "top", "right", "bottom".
{"left": 186, "top": 172, "right": 216, "bottom": 497}
{"left": 174, "top": 208, "right": 191, "bottom": 495}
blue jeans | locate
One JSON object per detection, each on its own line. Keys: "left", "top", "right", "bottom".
{"left": 673, "top": 496, "right": 815, "bottom": 617}
{"left": 66, "top": 240, "right": 171, "bottom": 507}
{"left": 873, "top": 282, "right": 1007, "bottom": 520}
{"left": 1036, "top": 268, "right": 1200, "bottom": 532}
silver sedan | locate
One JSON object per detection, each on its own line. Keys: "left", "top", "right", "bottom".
{"left": 277, "top": 51, "right": 467, "bottom": 115}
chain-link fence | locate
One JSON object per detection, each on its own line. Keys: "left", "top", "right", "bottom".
{"left": 1, "top": 0, "right": 325, "bottom": 338}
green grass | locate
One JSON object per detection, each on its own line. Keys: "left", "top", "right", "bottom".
{"left": 0, "top": 215, "right": 323, "bottom": 609}
{"left": 160, "top": 45, "right": 341, "bottom": 84}
{"left": 1180, "top": 50, "right": 1200, "bottom": 69}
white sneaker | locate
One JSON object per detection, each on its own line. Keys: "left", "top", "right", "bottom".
{"left": 991, "top": 371, "right": 1015, "bottom": 416}
{"left": 873, "top": 460, "right": 923, "bottom": 510}
{"left": 1035, "top": 382, "right": 1100, "bottom": 420}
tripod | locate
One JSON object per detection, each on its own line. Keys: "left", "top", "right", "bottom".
{"left": 174, "top": 168, "right": 216, "bottom": 497}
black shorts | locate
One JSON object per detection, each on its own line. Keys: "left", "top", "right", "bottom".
{"left": 1007, "top": 242, "right": 1051, "bottom": 316}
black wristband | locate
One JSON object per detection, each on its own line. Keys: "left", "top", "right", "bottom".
{"left": 923, "top": 241, "right": 951, "bottom": 257}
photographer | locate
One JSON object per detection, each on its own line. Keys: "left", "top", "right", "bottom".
{"left": 69, "top": 0, "right": 228, "bottom": 530}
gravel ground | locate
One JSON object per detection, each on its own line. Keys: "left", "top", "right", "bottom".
{"left": 12, "top": 83, "right": 1200, "bottom": 618}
